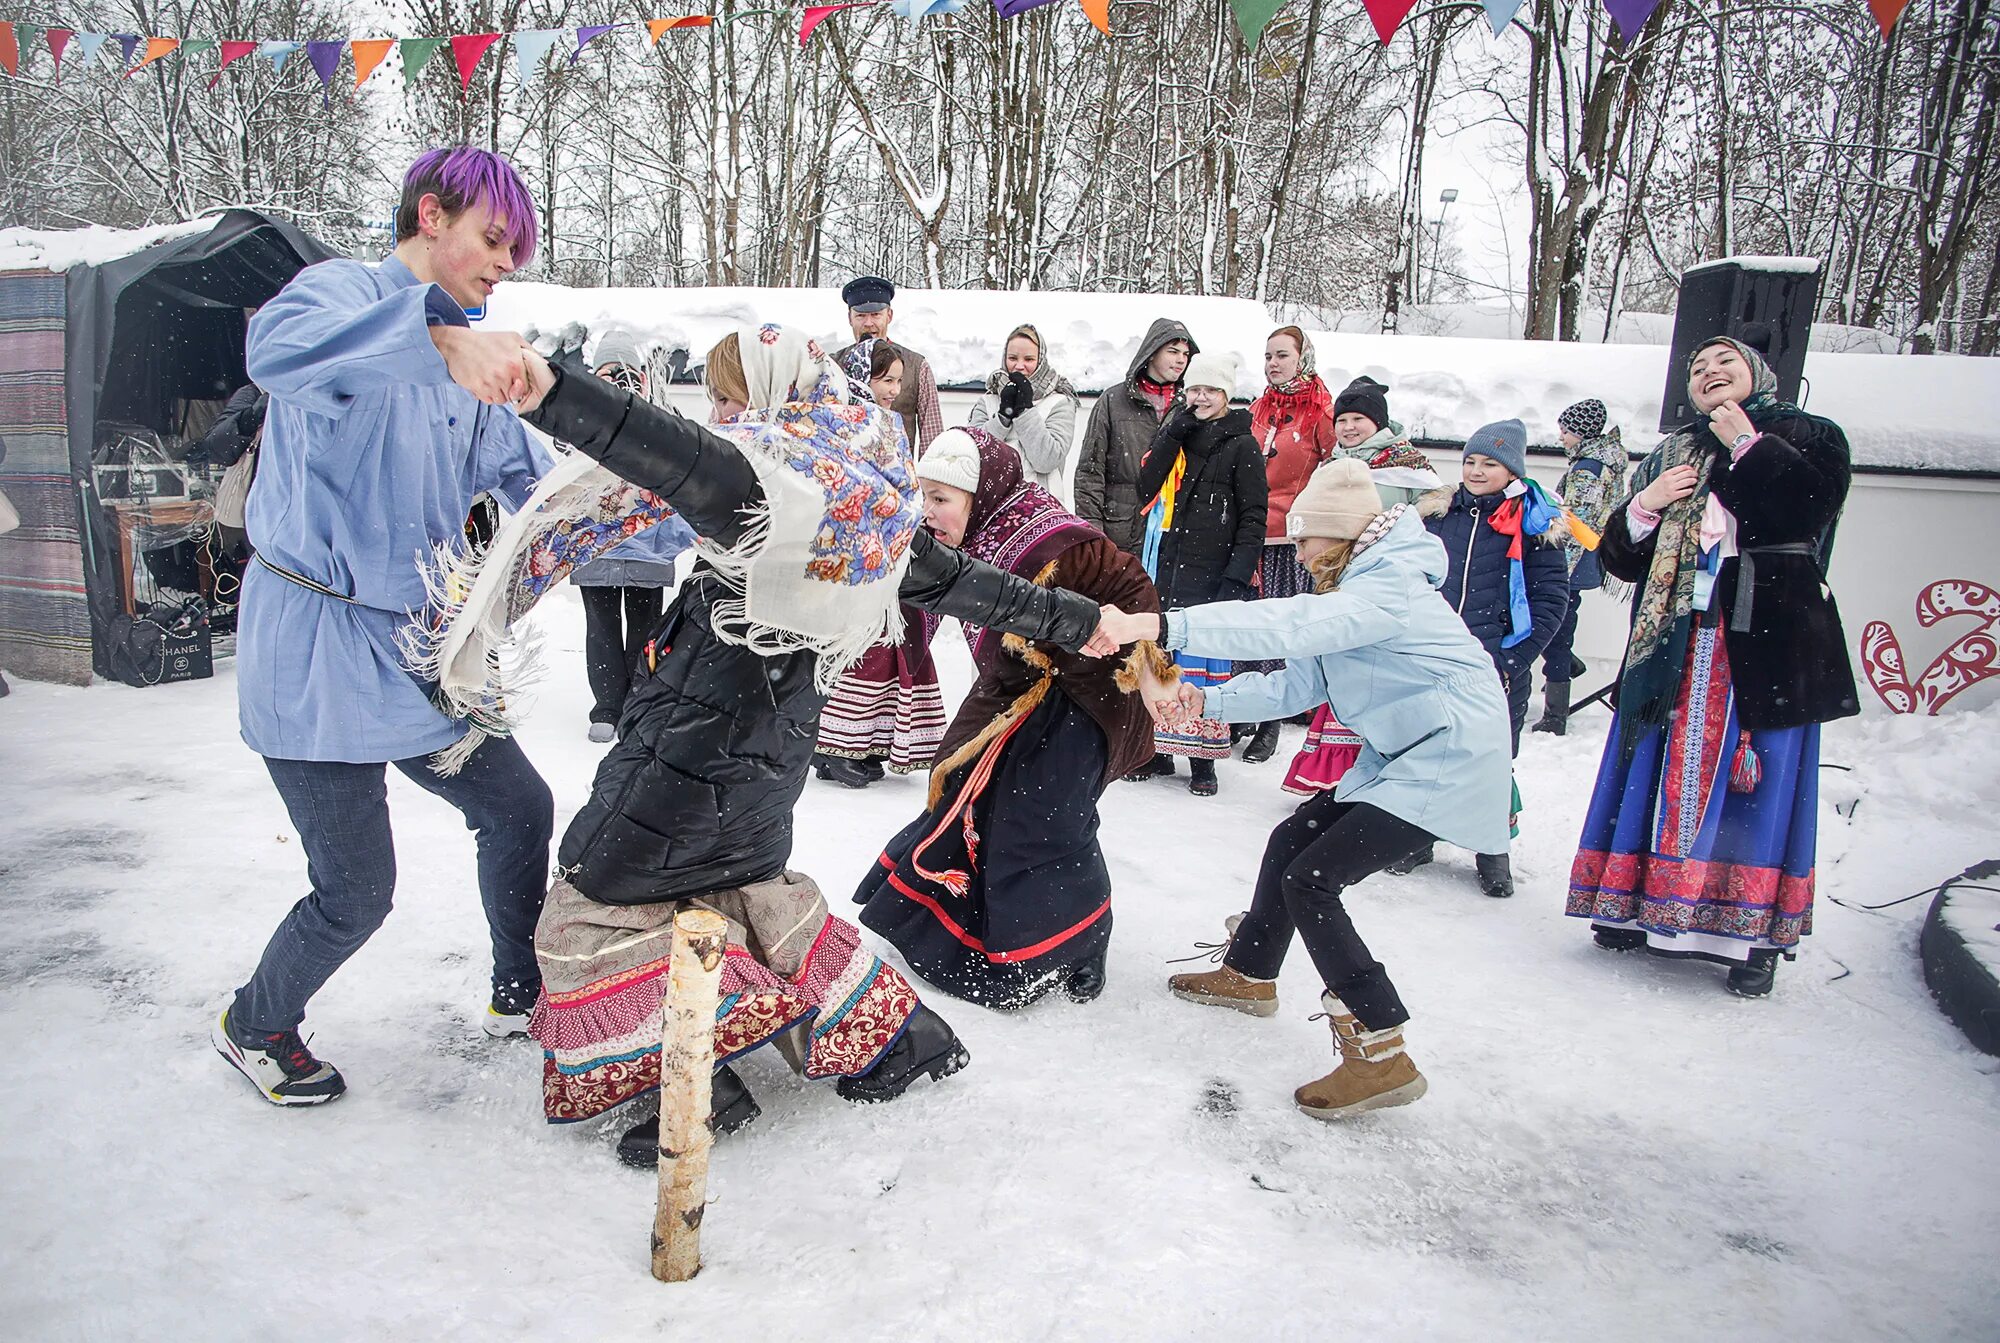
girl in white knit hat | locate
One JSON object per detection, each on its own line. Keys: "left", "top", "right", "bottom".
{"left": 1097, "top": 457, "right": 1512, "bottom": 1118}
{"left": 1123, "top": 348, "right": 1269, "bottom": 796}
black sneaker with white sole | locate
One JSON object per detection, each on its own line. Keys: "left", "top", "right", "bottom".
{"left": 213, "top": 1009, "right": 347, "bottom": 1106}
{"left": 483, "top": 978, "right": 538, "bottom": 1038}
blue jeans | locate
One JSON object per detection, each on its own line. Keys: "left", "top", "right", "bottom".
{"left": 232, "top": 735, "right": 553, "bottom": 1032}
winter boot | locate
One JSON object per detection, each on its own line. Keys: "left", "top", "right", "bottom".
{"left": 1241, "top": 721, "right": 1282, "bottom": 764}
{"left": 1726, "top": 948, "right": 1782, "bottom": 998}
{"left": 1064, "top": 944, "right": 1109, "bottom": 1003}
{"left": 1533, "top": 680, "right": 1571, "bottom": 735}
{"left": 1385, "top": 844, "right": 1435, "bottom": 876}
{"left": 1125, "top": 753, "right": 1176, "bottom": 783}
{"left": 859, "top": 756, "right": 888, "bottom": 782}
{"left": 212, "top": 1008, "right": 347, "bottom": 1106}
{"left": 482, "top": 978, "right": 538, "bottom": 1038}
{"left": 814, "top": 752, "right": 874, "bottom": 788}
{"left": 837, "top": 1004, "right": 970, "bottom": 1103}
{"left": 1475, "top": 852, "right": 1515, "bottom": 899}
{"left": 1168, "top": 963, "right": 1279, "bottom": 1017}
{"left": 1189, "top": 758, "right": 1219, "bottom": 797}
{"left": 1592, "top": 924, "right": 1647, "bottom": 952}
{"left": 1294, "top": 992, "right": 1427, "bottom": 1120}
{"left": 616, "top": 1063, "right": 762, "bottom": 1167}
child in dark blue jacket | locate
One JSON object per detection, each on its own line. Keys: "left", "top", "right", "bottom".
{"left": 1411, "top": 418, "right": 1569, "bottom": 896}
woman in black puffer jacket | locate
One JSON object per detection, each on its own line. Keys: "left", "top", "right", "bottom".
{"left": 509, "top": 336, "right": 1107, "bottom": 1161}
{"left": 1128, "top": 350, "right": 1268, "bottom": 795}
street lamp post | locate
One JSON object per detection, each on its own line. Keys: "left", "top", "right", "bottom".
{"left": 1428, "top": 188, "right": 1459, "bottom": 305}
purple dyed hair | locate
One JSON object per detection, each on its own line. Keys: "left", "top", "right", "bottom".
{"left": 395, "top": 147, "right": 538, "bottom": 268}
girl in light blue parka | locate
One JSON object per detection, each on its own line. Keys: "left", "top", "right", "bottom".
{"left": 1101, "top": 458, "right": 1511, "bottom": 1120}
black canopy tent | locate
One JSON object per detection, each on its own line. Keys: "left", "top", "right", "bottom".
{"left": 63, "top": 208, "right": 337, "bottom": 677}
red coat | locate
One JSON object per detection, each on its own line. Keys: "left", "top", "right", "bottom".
{"left": 1251, "top": 381, "right": 1338, "bottom": 539}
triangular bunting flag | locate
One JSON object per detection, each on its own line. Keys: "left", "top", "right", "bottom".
{"left": 1601, "top": 0, "right": 1661, "bottom": 41}
{"left": 646, "top": 18, "right": 675, "bottom": 41}
{"left": 46, "top": 28, "right": 73, "bottom": 77}
{"left": 181, "top": 38, "right": 216, "bottom": 60}
{"left": 0, "top": 22, "right": 18, "bottom": 77}
{"left": 1078, "top": 0, "right": 1111, "bottom": 35}
{"left": 572, "top": 23, "right": 617, "bottom": 61}
{"left": 125, "top": 37, "right": 179, "bottom": 78}
{"left": 888, "top": 0, "right": 964, "bottom": 26}
{"left": 114, "top": 33, "right": 140, "bottom": 66}
{"left": 1481, "top": 0, "right": 1524, "bottom": 35}
{"left": 73, "top": 32, "right": 111, "bottom": 70}
{"left": 800, "top": 3, "right": 869, "bottom": 43}
{"left": 1867, "top": 0, "right": 1912, "bottom": 35}
{"left": 647, "top": 16, "right": 714, "bottom": 41}
{"left": 14, "top": 23, "right": 41, "bottom": 68}
{"left": 305, "top": 40, "right": 343, "bottom": 102}
{"left": 450, "top": 33, "right": 501, "bottom": 91}
{"left": 259, "top": 39, "right": 303, "bottom": 73}
{"left": 674, "top": 16, "right": 716, "bottom": 26}
{"left": 993, "top": 0, "right": 1058, "bottom": 16}
{"left": 210, "top": 39, "right": 257, "bottom": 88}
{"left": 1361, "top": 0, "right": 1415, "bottom": 43}
{"left": 513, "top": 27, "right": 562, "bottom": 87}
{"left": 351, "top": 38, "right": 393, "bottom": 87}
{"left": 400, "top": 37, "right": 446, "bottom": 81}
{"left": 1227, "top": 0, "right": 1285, "bottom": 51}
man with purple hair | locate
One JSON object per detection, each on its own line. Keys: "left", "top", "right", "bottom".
{"left": 213, "top": 147, "right": 557, "bottom": 1106}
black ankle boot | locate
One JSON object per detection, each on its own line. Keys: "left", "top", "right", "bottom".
{"left": 1726, "top": 949, "right": 1781, "bottom": 998}
{"left": 1064, "top": 945, "right": 1109, "bottom": 1003}
{"left": 837, "top": 1004, "right": 970, "bottom": 1103}
{"left": 1533, "top": 680, "right": 1571, "bottom": 735}
{"left": 1386, "top": 845, "right": 1434, "bottom": 876}
{"left": 814, "top": 752, "right": 874, "bottom": 788}
{"left": 1189, "top": 758, "right": 1218, "bottom": 797}
{"left": 616, "top": 1063, "right": 761, "bottom": 1168}
{"left": 1125, "top": 753, "right": 1175, "bottom": 782}
{"left": 1475, "top": 852, "right": 1514, "bottom": 898}
{"left": 1592, "top": 925, "right": 1647, "bottom": 952}
{"left": 1241, "top": 721, "right": 1281, "bottom": 763}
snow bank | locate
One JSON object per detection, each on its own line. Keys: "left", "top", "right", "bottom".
{"left": 0, "top": 218, "right": 213, "bottom": 273}
{"left": 484, "top": 282, "right": 2000, "bottom": 472}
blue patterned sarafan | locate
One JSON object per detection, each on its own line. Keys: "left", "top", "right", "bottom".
{"left": 763, "top": 371, "right": 921, "bottom": 588}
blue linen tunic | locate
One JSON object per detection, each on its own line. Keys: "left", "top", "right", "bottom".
{"left": 237, "top": 256, "right": 552, "bottom": 763}
{"left": 1162, "top": 509, "right": 1514, "bottom": 854}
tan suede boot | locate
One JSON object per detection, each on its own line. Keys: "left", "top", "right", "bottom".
{"left": 1168, "top": 964, "right": 1279, "bottom": 1017}
{"left": 1294, "top": 991, "right": 1427, "bottom": 1119}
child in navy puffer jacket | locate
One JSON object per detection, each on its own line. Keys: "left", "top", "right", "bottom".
{"left": 1411, "top": 418, "right": 1569, "bottom": 897}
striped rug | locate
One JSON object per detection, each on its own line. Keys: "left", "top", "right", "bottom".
{"left": 0, "top": 270, "right": 92, "bottom": 685}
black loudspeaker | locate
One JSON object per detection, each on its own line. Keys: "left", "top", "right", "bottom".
{"left": 1660, "top": 258, "right": 1821, "bottom": 432}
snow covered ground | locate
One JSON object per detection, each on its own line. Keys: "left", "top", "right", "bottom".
{"left": 2, "top": 588, "right": 1996, "bottom": 1341}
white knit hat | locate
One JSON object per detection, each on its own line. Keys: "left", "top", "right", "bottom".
{"left": 916, "top": 427, "right": 981, "bottom": 494}
{"left": 1182, "top": 350, "right": 1240, "bottom": 396}
{"left": 1286, "top": 458, "right": 1381, "bottom": 541}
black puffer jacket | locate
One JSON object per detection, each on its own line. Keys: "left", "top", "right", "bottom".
{"left": 523, "top": 366, "right": 1102, "bottom": 906}
{"left": 1131, "top": 407, "right": 1268, "bottom": 607}
{"left": 1425, "top": 486, "right": 1570, "bottom": 686}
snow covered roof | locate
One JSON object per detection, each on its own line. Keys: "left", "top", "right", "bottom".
{"left": 478, "top": 281, "right": 2000, "bottom": 473}
{"left": 0, "top": 219, "right": 216, "bottom": 275}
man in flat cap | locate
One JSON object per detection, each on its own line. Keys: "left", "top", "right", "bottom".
{"left": 835, "top": 275, "right": 943, "bottom": 455}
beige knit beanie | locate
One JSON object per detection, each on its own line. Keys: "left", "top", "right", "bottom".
{"left": 1286, "top": 458, "right": 1381, "bottom": 541}
{"left": 915, "top": 427, "right": 982, "bottom": 494}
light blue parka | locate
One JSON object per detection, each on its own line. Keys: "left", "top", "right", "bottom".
{"left": 1162, "top": 509, "right": 1513, "bottom": 854}
{"left": 238, "top": 257, "right": 552, "bottom": 763}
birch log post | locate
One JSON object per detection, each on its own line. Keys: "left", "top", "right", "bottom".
{"left": 651, "top": 907, "right": 728, "bottom": 1283}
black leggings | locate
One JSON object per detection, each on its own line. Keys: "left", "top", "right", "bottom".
{"left": 579, "top": 584, "right": 664, "bottom": 725}
{"left": 1223, "top": 794, "right": 1434, "bottom": 1030}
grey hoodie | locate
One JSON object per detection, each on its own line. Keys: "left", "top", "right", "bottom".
{"left": 1073, "top": 318, "right": 1198, "bottom": 553}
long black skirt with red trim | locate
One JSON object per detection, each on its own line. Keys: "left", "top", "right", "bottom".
{"left": 854, "top": 690, "right": 1113, "bottom": 1012}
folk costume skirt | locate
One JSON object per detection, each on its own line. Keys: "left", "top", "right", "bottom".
{"left": 815, "top": 604, "right": 945, "bottom": 772}
{"left": 1566, "top": 623, "right": 1820, "bottom": 962}
{"left": 856, "top": 692, "right": 1114, "bottom": 1010}
{"left": 530, "top": 871, "right": 921, "bottom": 1121}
